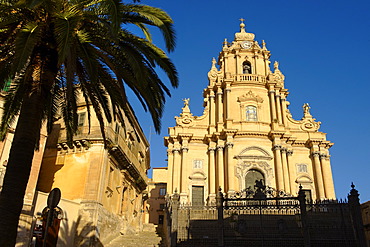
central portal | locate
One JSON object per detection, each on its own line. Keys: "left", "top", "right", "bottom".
{"left": 245, "top": 169, "right": 265, "bottom": 190}
{"left": 192, "top": 186, "right": 204, "bottom": 207}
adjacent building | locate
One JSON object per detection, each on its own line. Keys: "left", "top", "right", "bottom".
{"left": 163, "top": 20, "right": 335, "bottom": 205}
{"left": 0, "top": 91, "right": 150, "bottom": 246}
{"left": 35, "top": 95, "right": 150, "bottom": 245}
{"left": 146, "top": 167, "right": 168, "bottom": 225}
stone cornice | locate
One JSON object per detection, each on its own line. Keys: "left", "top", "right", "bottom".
{"left": 178, "top": 133, "right": 193, "bottom": 141}
{"left": 235, "top": 132, "right": 269, "bottom": 137}
{"left": 268, "top": 131, "right": 285, "bottom": 139}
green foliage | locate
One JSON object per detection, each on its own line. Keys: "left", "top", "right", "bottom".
{"left": 0, "top": 0, "right": 178, "bottom": 142}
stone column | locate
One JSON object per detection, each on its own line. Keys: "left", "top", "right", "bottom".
{"left": 216, "top": 145, "right": 225, "bottom": 190}
{"left": 235, "top": 52, "right": 240, "bottom": 74}
{"left": 286, "top": 150, "right": 294, "bottom": 194}
{"left": 320, "top": 153, "right": 335, "bottom": 199}
{"left": 223, "top": 54, "right": 228, "bottom": 74}
{"left": 273, "top": 144, "right": 284, "bottom": 191}
{"left": 166, "top": 144, "right": 174, "bottom": 194}
{"left": 263, "top": 55, "right": 269, "bottom": 76}
{"left": 281, "top": 95, "right": 288, "bottom": 126}
{"left": 172, "top": 147, "right": 181, "bottom": 193}
{"left": 209, "top": 91, "right": 216, "bottom": 126}
{"left": 275, "top": 92, "right": 282, "bottom": 124}
{"left": 180, "top": 146, "right": 189, "bottom": 195}
{"left": 269, "top": 88, "right": 277, "bottom": 123}
{"left": 225, "top": 142, "right": 235, "bottom": 193}
{"left": 312, "top": 151, "right": 325, "bottom": 199}
{"left": 216, "top": 88, "right": 223, "bottom": 131}
{"left": 224, "top": 86, "right": 232, "bottom": 128}
{"left": 253, "top": 53, "right": 258, "bottom": 74}
{"left": 281, "top": 148, "right": 290, "bottom": 194}
{"left": 208, "top": 146, "right": 216, "bottom": 195}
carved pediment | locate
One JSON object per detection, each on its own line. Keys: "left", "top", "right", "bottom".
{"left": 235, "top": 146, "right": 272, "bottom": 160}
{"left": 237, "top": 90, "right": 263, "bottom": 103}
{"left": 189, "top": 171, "right": 206, "bottom": 180}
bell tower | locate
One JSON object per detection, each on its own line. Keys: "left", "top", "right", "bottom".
{"left": 165, "top": 20, "right": 335, "bottom": 204}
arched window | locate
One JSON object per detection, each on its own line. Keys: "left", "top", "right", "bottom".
{"left": 242, "top": 61, "right": 252, "bottom": 74}
{"left": 245, "top": 169, "right": 265, "bottom": 190}
{"left": 246, "top": 105, "right": 257, "bottom": 121}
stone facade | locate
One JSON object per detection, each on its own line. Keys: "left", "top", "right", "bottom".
{"left": 35, "top": 97, "right": 150, "bottom": 246}
{"left": 0, "top": 91, "right": 150, "bottom": 246}
{"left": 146, "top": 168, "right": 168, "bottom": 225}
{"left": 164, "top": 20, "right": 335, "bottom": 205}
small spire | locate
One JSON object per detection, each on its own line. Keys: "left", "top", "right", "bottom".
{"left": 262, "top": 40, "right": 267, "bottom": 50}
{"left": 239, "top": 18, "right": 246, "bottom": 32}
{"left": 183, "top": 98, "right": 189, "bottom": 107}
{"left": 223, "top": 38, "right": 228, "bottom": 48}
{"left": 181, "top": 98, "right": 191, "bottom": 115}
{"left": 274, "top": 61, "right": 279, "bottom": 71}
{"left": 211, "top": 57, "right": 217, "bottom": 69}
{"left": 303, "top": 103, "right": 312, "bottom": 118}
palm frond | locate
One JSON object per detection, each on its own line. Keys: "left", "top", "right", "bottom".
{"left": 122, "top": 4, "right": 176, "bottom": 52}
{"left": 12, "top": 22, "right": 41, "bottom": 76}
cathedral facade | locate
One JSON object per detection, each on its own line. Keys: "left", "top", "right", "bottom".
{"left": 164, "top": 20, "right": 335, "bottom": 205}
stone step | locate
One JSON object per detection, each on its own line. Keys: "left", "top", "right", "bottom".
{"left": 142, "top": 223, "right": 158, "bottom": 232}
{"left": 106, "top": 226, "right": 166, "bottom": 247}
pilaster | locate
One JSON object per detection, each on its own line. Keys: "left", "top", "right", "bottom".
{"left": 209, "top": 91, "right": 216, "bottom": 133}
{"left": 208, "top": 145, "right": 216, "bottom": 195}
{"left": 216, "top": 142, "right": 225, "bottom": 190}
{"left": 286, "top": 149, "right": 294, "bottom": 194}
{"left": 272, "top": 144, "right": 284, "bottom": 191}
{"left": 311, "top": 151, "right": 325, "bottom": 199}
{"left": 268, "top": 87, "right": 277, "bottom": 129}
{"left": 275, "top": 90, "right": 282, "bottom": 125}
{"left": 166, "top": 143, "right": 174, "bottom": 194}
{"left": 216, "top": 88, "right": 223, "bottom": 132}
{"left": 281, "top": 147, "right": 290, "bottom": 194}
{"left": 172, "top": 143, "right": 181, "bottom": 194}
{"left": 225, "top": 142, "right": 234, "bottom": 193}
{"left": 320, "top": 153, "right": 335, "bottom": 199}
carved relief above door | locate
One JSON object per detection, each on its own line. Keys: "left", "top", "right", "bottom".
{"left": 234, "top": 146, "right": 274, "bottom": 191}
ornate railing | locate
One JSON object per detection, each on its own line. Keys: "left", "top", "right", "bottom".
{"left": 234, "top": 74, "right": 267, "bottom": 84}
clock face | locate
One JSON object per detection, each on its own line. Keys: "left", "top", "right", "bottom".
{"left": 241, "top": 41, "right": 252, "bottom": 49}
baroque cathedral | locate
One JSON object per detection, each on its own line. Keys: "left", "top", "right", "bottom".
{"left": 163, "top": 20, "right": 335, "bottom": 205}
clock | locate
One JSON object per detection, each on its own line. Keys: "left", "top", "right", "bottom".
{"left": 241, "top": 41, "right": 252, "bottom": 49}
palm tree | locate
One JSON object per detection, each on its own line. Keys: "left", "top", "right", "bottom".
{"left": 0, "top": 0, "right": 178, "bottom": 245}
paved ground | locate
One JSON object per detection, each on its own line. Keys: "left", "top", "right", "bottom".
{"left": 106, "top": 225, "right": 166, "bottom": 247}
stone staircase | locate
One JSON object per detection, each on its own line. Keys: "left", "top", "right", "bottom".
{"left": 105, "top": 224, "right": 166, "bottom": 247}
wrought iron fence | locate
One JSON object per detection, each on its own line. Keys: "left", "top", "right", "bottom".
{"left": 164, "top": 184, "right": 367, "bottom": 247}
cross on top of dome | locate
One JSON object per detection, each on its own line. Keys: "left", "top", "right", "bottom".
{"left": 235, "top": 18, "right": 255, "bottom": 41}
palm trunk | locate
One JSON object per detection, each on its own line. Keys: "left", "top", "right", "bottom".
{"left": 0, "top": 92, "right": 44, "bottom": 246}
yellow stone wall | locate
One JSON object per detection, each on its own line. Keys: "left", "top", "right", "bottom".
{"left": 35, "top": 96, "right": 150, "bottom": 244}
{"left": 146, "top": 168, "right": 168, "bottom": 224}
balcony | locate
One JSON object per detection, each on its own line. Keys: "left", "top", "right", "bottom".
{"left": 234, "top": 74, "right": 266, "bottom": 84}
{"left": 58, "top": 125, "right": 147, "bottom": 191}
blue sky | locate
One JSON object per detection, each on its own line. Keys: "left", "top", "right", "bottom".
{"left": 129, "top": 0, "right": 370, "bottom": 202}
